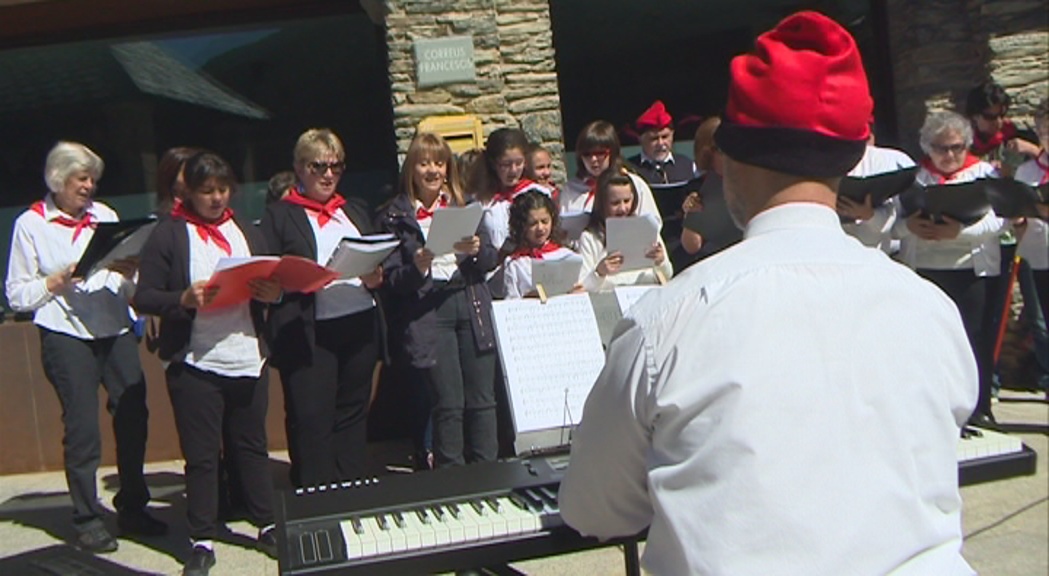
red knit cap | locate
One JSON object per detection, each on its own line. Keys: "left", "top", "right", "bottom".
{"left": 636, "top": 100, "right": 673, "bottom": 132}
{"left": 715, "top": 11, "right": 872, "bottom": 177}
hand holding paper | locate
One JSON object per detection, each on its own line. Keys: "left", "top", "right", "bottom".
{"left": 605, "top": 213, "right": 661, "bottom": 272}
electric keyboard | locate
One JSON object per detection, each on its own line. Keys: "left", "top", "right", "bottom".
{"left": 275, "top": 456, "right": 641, "bottom": 575}
{"left": 958, "top": 426, "right": 1037, "bottom": 486}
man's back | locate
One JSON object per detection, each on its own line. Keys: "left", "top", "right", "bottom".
{"left": 560, "top": 203, "right": 977, "bottom": 575}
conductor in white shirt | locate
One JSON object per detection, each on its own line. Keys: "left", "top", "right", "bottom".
{"left": 559, "top": 11, "right": 978, "bottom": 576}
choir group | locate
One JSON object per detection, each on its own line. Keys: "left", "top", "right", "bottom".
{"left": 4, "top": 19, "right": 1047, "bottom": 576}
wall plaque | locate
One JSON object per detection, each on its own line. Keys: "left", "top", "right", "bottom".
{"left": 414, "top": 35, "right": 476, "bottom": 88}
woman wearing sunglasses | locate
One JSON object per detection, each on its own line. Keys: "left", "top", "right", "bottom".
{"left": 894, "top": 110, "right": 1003, "bottom": 430}
{"left": 260, "top": 128, "right": 385, "bottom": 487}
{"left": 966, "top": 81, "right": 1040, "bottom": 175}
{"left": 561, "top": 120, "right": 662, "bottom": 229}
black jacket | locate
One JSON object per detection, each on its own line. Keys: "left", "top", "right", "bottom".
{"left": 376, "top": 193, "right": 499, "bottom": 369}
{"left": 259, "top": 196, "right": 389, "bottom": 370}
{"left": 627, "top": 152, "right": 697, "bottom": 186}
{"left": 133, "top": 215, "right": 268, "bottom": 363}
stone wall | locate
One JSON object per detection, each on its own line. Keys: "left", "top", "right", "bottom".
{"left": 384, "top": 0, "right": 566, "bottom": 180}
{"left": 886, "top": 0, "right": 1048, "bottom": 155}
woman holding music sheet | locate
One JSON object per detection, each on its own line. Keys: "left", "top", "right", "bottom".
{"left": 503, "top": 190, "right": 580, "bottom": 299}
{"left": 378, "top": 132, "right": 500, "bottom": 468}
{"left": 259, "top": 128, "right": 384, "bottom": 487}
{"left": 894, "top": 110, "right": 1004, "bottom": 428}
{"left": 134, "top": 151, "right": 279, "bottom": 575}
{"left": 5, "top": 142, "right": 165, "bottom": 553}
{"left": 577, "top": 169, "right": 673, "bottom": 292}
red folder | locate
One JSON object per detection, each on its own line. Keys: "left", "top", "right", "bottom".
{"left": 203, "top": 255, "right": 338, "bottom": 310}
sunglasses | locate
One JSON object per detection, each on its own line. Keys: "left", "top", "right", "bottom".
{"left": 306, "top": 160, "right": 346, "bottom": 175}
{"left": 930, "top": 143, "right": 967, "bottom": 155}
{"left": 581, "top": 148, "right": 611, "bottom": 160}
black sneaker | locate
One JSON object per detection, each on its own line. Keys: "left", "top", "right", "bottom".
{"left": 257, "top": 526, "right": 278, "bottom": 559}
{"left": 182, "top": 545, "right": 216, "bottom": 576}
{"left": 75, "top": 521, "right": 118, "bottom": 554}
{"left": 118, "top": 508, "right": 169, "bottom": 537}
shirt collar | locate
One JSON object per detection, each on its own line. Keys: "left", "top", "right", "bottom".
{"left": 640, "top": 151, "right": 675, "bottom": 167}
{"left": 42, "top": 193, "right": 96, "bottom": 221}
{"left": 744, "top": 203, "right": 843, "bottom": 240}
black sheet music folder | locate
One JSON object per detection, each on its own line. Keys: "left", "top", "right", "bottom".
{"left": 649, "top": 176, "right": 704, "bottom": 222}
{"left": 72, "top": 217, "right": 157, "bottom": 278}
{"left": 898, "top": 180, "right": 993, "bottom": 225}
{"left": 838, "top": 166, "right": 919, "bottom": 206}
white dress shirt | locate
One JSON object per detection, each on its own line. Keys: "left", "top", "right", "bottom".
{"left": 1014, "top": 153, "right": 1049, "bottom": 270}
{"left": 893, "top": 160, "right": 1004, "bottom": 275}
{"left": 560, "top": 172, "right": 664, "bottom": 229}
{"left": 309, "top": 209, "right": 376, "bottom": 320}
{"left": 184, "top": 220, "right": 265, "bottom": 378}
{"left": 576, "top": 228, "right": 673, "bottom": 292}
{"left": 5, "top": 195, "right": 134, "bottom": 339}
{"left": 502, "top": 246, "right": 580, "bottom": 299}
{"left": 843, "top": 145, "right": 915, "bottom": 253}
{"left": 559, "top": 203, "right": 977, "bottom": 576}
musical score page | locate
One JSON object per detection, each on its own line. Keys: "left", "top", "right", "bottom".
{"left": 491, "top": 294, "right": 606, "bottom": 436}
{"left": 614, "top": 285, "right": 657, "bottom": 315}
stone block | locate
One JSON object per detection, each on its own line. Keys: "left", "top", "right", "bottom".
{"left": 466, "top": 94, "right": 508, "bottom": 114}
{"left": 508, "top": 95, "right": 560, "bottom": 114}
{"left": 395, "top": 103, "right": 466, "bottom": 118}
{"left": 505, "top": 84, "right": 556, "bottom": 101}
{"left": 408, "top": 90, "right": 453, "bottom": 104}
{"left": 520, "top": 110, "right": 564, "bottom": 142}
{"left": 505, "top": 72, "right": 559, "bottom": 84}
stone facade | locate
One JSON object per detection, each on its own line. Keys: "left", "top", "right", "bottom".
{"left": 886, "top": 0, "right": 1048, "bottom": 155}
{"left": 384, "top": 0, "right": 566, "bottom": 180}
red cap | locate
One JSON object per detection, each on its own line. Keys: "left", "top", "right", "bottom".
{"left": 635, "top": 100, "right": 673, "bottom": 132}
{"left": 715, "top": 11, "right": 872, "bottom": 177}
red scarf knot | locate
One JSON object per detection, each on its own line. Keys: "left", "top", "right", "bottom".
{"left": 171, "top": 202, "right": 234, "bottom": 255}
{"left": 971, "top": 121, "right": 1018, "bottom": 158}
{"left": 583, "top": 177, "right": 597, "bottom": 207}
{"left": 920, "top": 154, "right": 982, "bottom": 185}
{"left": 510, "top": 240, "right": 561, "bottom": 260}
{"left": 282, "top": 188, "right": 346, "bottom": 228}
{"left": 31, "top": 200, "right": 97, "bottom": 242}
{"left": 494, "top": 179, "right": 541, "bottom": 204}
{"left": 416, "top": 194, "right": 449, "bottom": 221}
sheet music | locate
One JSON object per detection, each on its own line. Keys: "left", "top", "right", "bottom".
{"left": 491, "top": 294, "right": 606, "bottom": 436}
{"left": 614, "top": 285, "right": 657, "bottom": 315}
{"left": 588, "top": 291, "right": 623, "bottom": 348}
{"left": 532, "top": 253, "right": 583, "bottom": 296}
{"left": 85, "top": 220, "right": 159, "bottom": 277}
{"left": 560, "top": 211, "right": 589, "bottom": 241}
{"left": 606, "top": 213, "right": 660, "bottom": 272}
{"left": 425, "top": 203, "right": 484, "bottom": 256}
{"left": 327, "top": 236, "right": 400, "bottom": 279}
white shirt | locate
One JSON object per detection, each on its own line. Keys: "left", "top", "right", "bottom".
{"left": 502, "top": 246, "right": 580, "bottom": 299}
{"left": 415, "top": 197, "right": 459, "bottom": 281}
{"left": 5, "top": 195, "right": 134, "bottom": 339}
{"left": 894, "top": 160, "right": 1005, "bottom": 275}
{"left": 843, "top": 145, "right": 915, "bottom": 253}
{"left": 576, "top": 227, "right": 673, "bottom": 292}
{"left": 185, "top": 220, "right": 265, "bottom": 378}
{"left": 561, "top": 172, "right": 664, "bottom": 230}
{"left": 559, "top": 203, "right": 977, "bottom": 576}
{"left": 1014, "top": 153, "right": 1049, "bottom": 270}
{"left": 309, "top": 209, "right": 375, "bottom": 320}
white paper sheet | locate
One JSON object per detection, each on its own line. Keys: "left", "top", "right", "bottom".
{"left": 532, "top": 253, "right": 583, "bottom": 297}
{"left": 605, "top": 213, "right": 660, "bottom": 272}
{"left": 327, "top": 235, "right": 401, "bottom": 279}
{"left": 490, "top": 294, "right": 606, "bottom": 435}
{"left": 425, "top": 203, "right": 484, "bottom": 256}
{"left": 559, "top": 211, "right": 590, "bottom": 241}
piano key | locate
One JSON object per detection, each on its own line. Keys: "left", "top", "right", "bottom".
{"left": 426, "top": 507, "right": 452, "bottom": 546}
{"left": 400, "top": 507, "right": 433, "bottom": 549}
{"left": 459, "top": 501, "right": 495, "bottom": 539}
{"left": 469, "top": 499, "right": 486, "bottom": 516}
{"left": 452, "top": 502, "right": 482, "bottom": 541}
{"left": 435, "top": 504, "right": 468, "bottom": 542}
{"left": 338, "top": 520, "right": 365, "bottom": 560}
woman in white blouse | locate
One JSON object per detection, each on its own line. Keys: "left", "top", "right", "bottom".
{"left": 4, "top": 142, "right": 166, "bottom": 553}
{"left": 894, "top": 110, "right": 1004, "bottom": 427}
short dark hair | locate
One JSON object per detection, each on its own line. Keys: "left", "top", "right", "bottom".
{"left": 182, "top": 151, "right": 237, "bottom": 193}
{"left": 574, "top": 120, "right": 622, "bottom": 179}
{"left": 508, "top": 190, "right": 564, "bottom": 248}
{"left": 965, "top": 81, "right": 1011, "bottom": 117}
{"left": 267, "top": 170, "right": 296, "bottom": 204}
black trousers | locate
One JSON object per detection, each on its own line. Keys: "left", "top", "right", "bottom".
{"left": 166, "top": 362, "right": 274, "bottom": 540}
{"left": 39, "top": 329, "right": 150, "bottom": 525}
{"left": 1032, "top": 269, "right": 1049, "bottom": 333}
{"left": 918, "top": 269, "right": 995, "bottom": 418}
{"left": 429, "top": 288, "right": 497, "bottom": 468}
{"left": 280, "top": 308, "right": 377, "bottom": 487}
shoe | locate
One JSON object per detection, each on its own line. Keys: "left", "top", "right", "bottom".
{"left": 75, "top": 521, "right": 118, "bottom": 554}
{"left": 118, "top": 508, "right": 169, "bottom": 536}
{"left": 968, "top": 412, "right": 1000, "bottom": 431}
{"left": 257, "top": 526, "right": 278, "bottom": 559}
{"left": 182, "top": 545, "right": 216, "bottom": 576}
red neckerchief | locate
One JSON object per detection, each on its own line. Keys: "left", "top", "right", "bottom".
{"left": 548, "top": 184, "right": 560, "bottom": 203}
{"left": 416, "top": 194, "right": 448, "bottom": 221}
{"left": 31, "top": 200, "right": 97, "bottom": 242}
{"left": 920, "top": 154, "right": 982, "bottom": 184}
{"left": 494, "top": 179, "right": 539, "bottom": 204}
{"left": 171, "top": 202, "right": 234, "bottom": 255}
{"left": 583, "top": 177, "right": 597, "bottom": 208}
{"left": 282, "top": 188, "right": 346, "bottom": 228}
{"left": 509, "top": 240, "right": 562, "bottom": 260}
{"left": 971, "top": 121, "right": 1018, "bottom": 158}
{"left": 1035, "top": 152, "right": 1049, "bottom": 185}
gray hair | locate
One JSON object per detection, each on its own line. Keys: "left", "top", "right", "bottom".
{"left": 44, "top": 141, "right": 104, "bottom": 193}
{"left": 918, "top": 111, "right": 973, "bottom": 155}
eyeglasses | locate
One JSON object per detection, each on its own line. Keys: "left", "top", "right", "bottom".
{"left": 306, "top": 160, "right": 346, "bottom": 175}
{"left": 979, "top": 111, "right": 1006, "bottom": 121}
{"left": 581, "top": 148, "right": 611, "bottom": 160}
{"left": 930, "top": 143, "right": 967, "bottom": 155}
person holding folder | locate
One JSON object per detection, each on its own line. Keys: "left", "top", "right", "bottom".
{"left": 5, "top": 142, "right": 166, "bottom": 553}
{"left": 577, "top": 168, "right": 673, "bottom": 292}
{"left": 378, "top": 132, "right": 500, "bottom": 468}
{"left": 503, "top": 190, "right": 580, "bottom": 299}
{"left": 259, "top": 128, "right": 384, "bottom": 487}
{"left": 1014, "top": 99, "right": 1049, "bottom": 343}
{"left": 894, "top": 110, "right": 1003, "bottom": 428}
{"left": 134, "top": 151, "right": 279, "bottom": 575}
{"left": 837, "top": 128, "right": 915, "bottom": 253}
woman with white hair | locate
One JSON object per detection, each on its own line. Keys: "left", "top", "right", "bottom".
{"left": 4, "top": 142, "right": 166, "bottom": 553}
{"left": 893, "top": 110, "right": 1004, "bottom": 428}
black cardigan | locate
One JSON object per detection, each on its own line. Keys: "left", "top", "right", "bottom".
{"left": 133, "top": 215, "right": 268, "bottom": 363}
{"left": 258, "top": 196, "right": 389, "bottom": 370}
